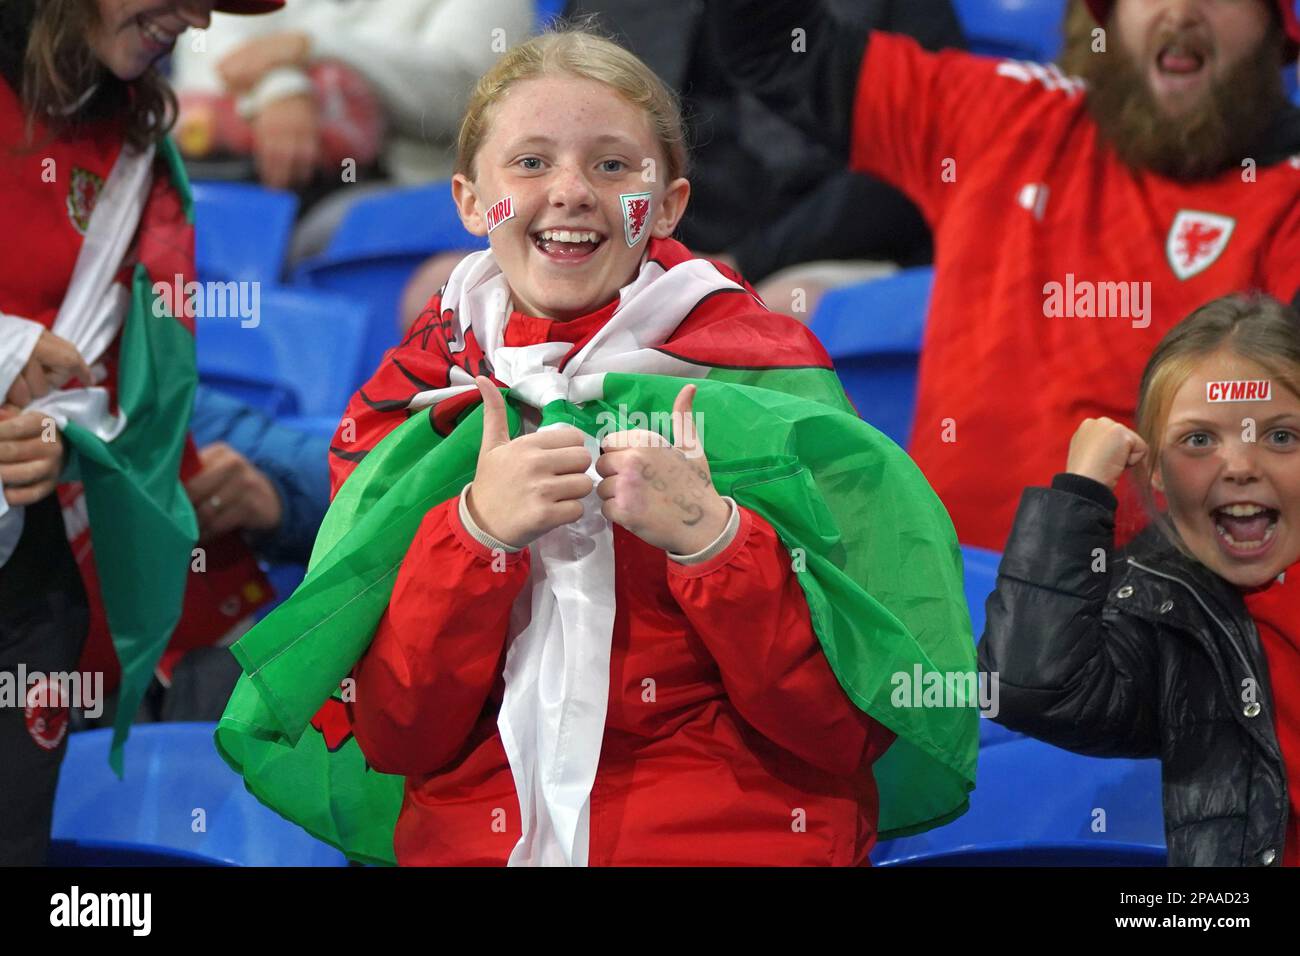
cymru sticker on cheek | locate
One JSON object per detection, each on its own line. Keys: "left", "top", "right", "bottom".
{"left": 485, "top": 196, "right": 515, "bottom": 233}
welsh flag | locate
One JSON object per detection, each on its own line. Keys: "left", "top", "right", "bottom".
{"left": 216, "top": 244, "right": 978, "bottom": 865}
{"left": 61, "top": 140, "right": 199, "bottom": 772}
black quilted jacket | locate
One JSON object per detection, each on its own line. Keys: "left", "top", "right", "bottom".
{"left": 977, "top": 473, "right": 1289, "bottom": 867}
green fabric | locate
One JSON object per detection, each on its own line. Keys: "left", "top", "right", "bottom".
{"left": 216, "top": 371, "right": 978, "bottom": 863}
{"left": 62, "top": 264, "right": 198, "bottom": 774}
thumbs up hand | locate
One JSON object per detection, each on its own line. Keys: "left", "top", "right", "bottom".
{"left": 465, "top": 376, "right": 595, "bottom": 549}
{"left": 596, "top": 384, "right": 729, "bottom": 555}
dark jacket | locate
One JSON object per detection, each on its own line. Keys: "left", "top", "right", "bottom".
{"left": 569, "top": 0, "right": 965, "bottom": 279}
{"left": 977, "top": 473, "right": 1289, "bottom": 867}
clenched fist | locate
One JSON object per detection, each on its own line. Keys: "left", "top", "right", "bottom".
{"left": 1066, "top": 417, "right": 1149, "bottom": 490}
{"left": 185, "top": 442, "right": 284, "bottom": 540}
{"left": 5, "top": 331, "right": 93, "bottom": 408}
{"left": 0, "top": 407, "right": 65, "bottom": 506}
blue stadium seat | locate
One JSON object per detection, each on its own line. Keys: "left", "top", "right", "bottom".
{"left": 293, "top": 182, "right": 486, "bottom": 372}
{"left": 871, "top": 735, "right": 1165, "bottom": 866}
{"left": 191, "top": 181, "right": 299, "bottom": 286}
{"left": 196, "top": 286, "right": 372, "bottom": 420}
{"left": 953, "top": 0, "right": 1067, "bottom": 62}
{"left": 961, "top": 544, "right": 1000, "bottom": 638}
{"left": 534, "top": 0, "right": 567, "bottom": 31}
{"left": 960, "top": 545, "right": 1022, "bottom": 747}
{"left": 810, "top": 266, "right": 932, "bottom": 447}
{"left": 52, "top": 724, "right": 347, "bottom": 866}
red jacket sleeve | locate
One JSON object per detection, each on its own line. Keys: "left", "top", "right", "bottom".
{"left": 349, "top": 494, "right": 531, "bottom": 776}
{"left": 850, "top": 32, "right": 1061, "bottom": 225}
{"left": 328, "top": 292, "right": 493, "bottom": 497}
{"left": 666, "top": 504, "right": 895, "bottom": 777}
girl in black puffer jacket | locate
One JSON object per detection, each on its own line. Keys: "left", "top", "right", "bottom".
{"left": 979, "top": 292, "right": 1300, "bottom": 866}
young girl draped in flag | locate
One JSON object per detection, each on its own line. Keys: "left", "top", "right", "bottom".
{"left": 980, "top": 293, "right": 1300, "bottom": 867}
{"left": 218, "top": 27, "right": 978, "bottom": 866}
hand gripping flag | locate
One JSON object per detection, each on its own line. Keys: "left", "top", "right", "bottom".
{"left": 216, "top": 239, "right": 978, "bottom": 864}
{"left": 3, "top": 141, "right": 199, "bottom": 773}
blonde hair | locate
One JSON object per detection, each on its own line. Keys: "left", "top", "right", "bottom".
{"left": 1135, "top": 292, "right": 1300, "bottom": 549}
{"left": 455, "top": 21, "right": 689, "bottom": 184}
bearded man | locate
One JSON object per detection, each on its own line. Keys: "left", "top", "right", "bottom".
{"left": 709, "top": 0, "right": 1300, "bottom": 549}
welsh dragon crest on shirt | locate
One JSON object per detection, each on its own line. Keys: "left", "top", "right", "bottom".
{"left": 1167, "top": 210, "right": 1236, "bottom": 280}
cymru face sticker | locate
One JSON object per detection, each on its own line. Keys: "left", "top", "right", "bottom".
{"left": 620, "top": 192, "right": 652, "bottom": 247}
{"left": 485, "top": 195, "right": 515, "bottom": 234}
{"left": 1207, "top": 380, "right": 1272, "bottom": 403}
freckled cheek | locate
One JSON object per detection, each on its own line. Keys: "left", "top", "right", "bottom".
{"left": 1270, "top": 467, "right": 1300, "bottom": 525}
{"left": 1159, "top": 456, "right": 1215, "bottom": 530}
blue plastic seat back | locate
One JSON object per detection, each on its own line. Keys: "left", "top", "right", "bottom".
{"left": 885, "top": 842, "right": 1167, "bottom": 866}
{"left": 196, "top": 285, "right": 372, "bottom": 420}
{"left": 960, "top": 544, "right": 1001, "bottom": 638}
{"left": 534, "top": 0, "right": 566, "bottom": 31}
{"left": 810, "top": 267, "right": 933, "bottom": 447}
{"left": 296, "top": 255, "right": 432, "bottom": 375}
{"left": 191, "top": 181, "right": 299, "bottom": 286}
{"left": 53, "top": 724, "right": 347, "bottom": 866}
{"left": 959, "top": 544, "right": 1024, "bottom": 747}
{"left": 872, "top": 735, "right": 1165, "bottom": 866}
{"left": 319, "top": 181, "right": 483, "bottom": 261}
{"left": 953, "top": 0, "right": 1068, "bottom": 62}
{"left": 294, "top": 182, "right": 485, "bottom": 373}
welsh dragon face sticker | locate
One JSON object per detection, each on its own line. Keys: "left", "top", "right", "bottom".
{"left": 620, "top": 192, "right": 652, "bottom": 248}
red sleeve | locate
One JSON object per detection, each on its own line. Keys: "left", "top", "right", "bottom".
{"left": 1262, "top": 195, "right": 1300, "bottom": 306}
{"left": 329, "top": 292, "right": 491, "bottom": 497}
{"left": 666, "top": 505, "right": 895, "bottom": 777}
{"left": 349, "top": 494, "right": 531, "bottom": 776}
{"left": 850, "top": 33, "right": 1056, "bottom": 225}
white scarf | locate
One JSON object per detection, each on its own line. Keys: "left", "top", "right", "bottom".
{"left": 0, "top": 144, "right": 154, "bottom": 566}
{"left": 406, "top": 247, "right": 742, "bottom": 865}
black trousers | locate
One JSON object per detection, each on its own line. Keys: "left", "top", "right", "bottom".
{"left": 0, "top": 495, "right": 88, "bottom": 866}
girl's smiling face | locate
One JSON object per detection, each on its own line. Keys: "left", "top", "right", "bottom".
{"left": 452, "top": 73, "right": 689, "bottom": 321}
{"left": 90, "top": 0, "right": 215, "bottom": 81}
{"left": 1152, "top": 349, "right": 1300, "bottom": 587}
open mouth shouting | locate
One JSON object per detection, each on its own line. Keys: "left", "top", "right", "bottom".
{"left": 1211, "top": 501, "right": 1280, "bottom": 559}
{"left": 1151, "top": 35, "right": 1212, "bottom": 100}
{"left": 531, "top": 227, "right": 607, "bottom": 265}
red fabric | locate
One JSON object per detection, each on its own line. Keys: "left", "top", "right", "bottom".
{"left": 0, "top": 79, "right": 270, "bottom": 689}
{"left": 850, "top": 34, "right": 1300, "bottom": 550}
{"left": 341, "top": 242, "right": 895, "bottom": 865}
{"left": 329, "top": 239, "right": 831, "bottom": 489}
{"left": 0, "top": 81, "right": 124, "bottom": 332}
{"left": 1242, "top": 560, "right": 1300, "bottom": 866}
